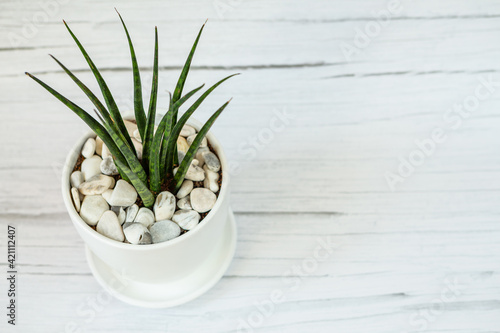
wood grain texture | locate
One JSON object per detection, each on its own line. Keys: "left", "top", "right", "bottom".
{"left": 1, "top": 0, "right": 500, "bottom": 332}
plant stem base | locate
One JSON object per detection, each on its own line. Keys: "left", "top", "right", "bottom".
{"left": 85, "top": 209, "right": 237, "bottom": 308}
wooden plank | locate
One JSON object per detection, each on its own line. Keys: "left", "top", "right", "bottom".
{"left": 1, "top": 0, "right": 500, "bottom": 332}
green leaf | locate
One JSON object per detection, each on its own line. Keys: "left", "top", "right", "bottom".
{"left": 141, "top": 27, "right": 159, "bottom": 173}
{"left": 170, "top": 22, "right": 205, "bottom": 166}
{"left": 25, "top": 72, "right": 127, "bottom": 169}
{"left": 149, "top": 107, "right": 172, "bottom": 193}
{"left": 160, "top": 93, "right": 174, "bottom": 181}
{"left": 114, "top": 160, "right": 130, "bottom": 183}
{"left": 174, "top": 99, "right": 231, "bottom": 191}
{"left": 49, "top": 55, "right": 129, "bottom": 146}
{"left": 116, "top": 10, "right": 147, "bottom": 141}
{"left": 148, "top": 84, "right": 205, "bottom": 192}
{"left": 172, "top": 22, "right": 205, "bottom": 105}
{"left": 63, "top": 20, "right": 136, "bottom": 156}
{"left": 94, "top": 110, "right": 148, "bottom": 184}
{"left": 164, "top": 73, "right": 239, "bottom": 179}
{"left": 114, "top": 158, "right": 155, "bottom": 207}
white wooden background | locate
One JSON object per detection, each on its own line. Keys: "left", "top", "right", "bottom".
{"left": 1, "top": 0, "right": 500, "bottom": 332}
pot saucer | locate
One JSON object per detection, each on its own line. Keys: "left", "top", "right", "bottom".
{"left": 85, "top": 209, "right": 237, "bottom": 308}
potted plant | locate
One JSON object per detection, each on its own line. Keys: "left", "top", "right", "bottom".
{"left": 26, "top": 11, "right": 238, "bottom": 307}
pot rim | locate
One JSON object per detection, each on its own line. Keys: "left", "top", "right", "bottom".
{"left": 61, "top": 118, "right": 230, "bottom": 251}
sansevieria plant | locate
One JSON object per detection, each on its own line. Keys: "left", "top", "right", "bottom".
{"left": 26, "top": 11, "right": 238, "bottom": 208}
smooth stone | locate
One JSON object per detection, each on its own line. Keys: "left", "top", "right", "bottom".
{"left": 71, "top": 187, "right": 81, "bottom": 212}
{"left": 203, "top": 151, "right": 221, "bottom": 172}
{"left": 81, "top": 155, "right": 102, "bottom": 181}
{"left": 124, "top": 120, "right": 138, "bottom": 137}
{"left": 80, "top": 195, "right": 109, "bottom": 226}
{"left": 108, "top": 180, "right": 137, "bottom": 207}
{"left": 131, "top": 137, "right": 143, "bottom": 160}
{"left": 172, "top": 209, "right": 200, "bottom": 230}
{"left": 126, "top": 204, "right": 139, "bottom": 222}
{"left": 190, "top": 188, "right": 217, "bottom": 213}
{"left": 134, "top": 207, "right": 155, "bottom": 228}
{"left": 187, "top": 134, "right": 207, "bottom": 148}
{"left": 101, "top": 144, "right": 111, "bottom": 159}
{"left": 133, "top": 129, "right": 142, "bottom": 143}
{"left": 95, "top": 136, "right": 103, "bottom": 156}
{"left": 102, "top": 189, "right": 113, "bottom": 205}
{"left": 177, "top": 136, "right": 190, "bottom": 154}
{"left": 203, "top": 165, "right": 220, "bottom": 193}
{"left": 178, "top": 150, "right": 186, "bottom": 163}
{"left": 70, "top": 171, "right": 84, "bottom": 188}
{"left": 140, "top": 230, "right": 152, "bottom": 245}
{"left": 81, "top": 138, "right": 96, "bottom": 158}
{"left": 177, "top": 197, "right": 192, "bottom": 210}
{"left": 154, "top": 191, "right": 176, "bottom": 221}
{"left": 176, "top": 180, "right": 193, "bottom": 199}
{"left": 180, "top": 124, "right": 196, "bottom": 137}
{"left": 109, "top": 177, "right": 115, "bottom": 189}
{"left": 122, "top": 222, "right": 134, "bottom": 230}
{"left": 124, "top": 223, "right": 151, "bottom": 245}
{"left": 195, "top": 147, "right": 210, "bottom": 167}
{"left": 78, "top": 175, "right": 114, "bottom": 195}
{"left": 184, "top": 161, "right": 205, "bottom": 181}
{"left": 100, "top": 156, "right": 118, "bottom": 176}
{"left": 149, "top": 220, "right": 181, "bottom": 244}
{"left": 112, "top": 206, "right": 126, "bottom": 225}
{"left": 96, "top": 210, "right": 125, "bottom": 242}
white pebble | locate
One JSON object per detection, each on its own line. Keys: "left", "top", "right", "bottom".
{"left": 102, "top": 189, "right": 113, "bottom": 204}
{"left": 150, "top": 220, "right": 181, "bottom": 244}
{"left": 124, "top": 223, "right": 151, "bottom": 245}
{"left": 177, "top": 197, "right": 192, "bottom": 210}
{"left": 133, "top": 129, "right": 142, "bottom": 143}
{"left": 131, "top": 137, "right": 143, "bottom": 160}
{"left": 78, "top": 175, "right": 114, "bottom": 195}
{"left": 80, "top": 195, "right": 109, "bottom": 226}
{"left": 203, "top": 165, "right": 219, "bottom": 193}
{"left": 203, "top": 151, "right": 221, "bottom": 172}
{"left": 187, "top": 134, "right": 207, "bottom": 148}
{"left": 123, "top": 120, "right": 138, "bottom": 137}
{"left": 126, "top": 204, "right": 139, "bottom": 222}
{"left": 108, "top": 180, "right": 137, "bottom": 207}
{"left": 96, "top": 211, "right": 124, "bottom": 242}
{"left": 176, "top": 180, "right": 193, "bottom": 199}
{"left": 95, "top": 136, "right": 104, "bottom": 156}
{"left": 81, "top": 155, "right": 102, "bottom": 181}
{"left": 190, "top": 188, "right": 217, "bottom": 213}
{"left": 154, "top": 191, "right": 176, "bottom": 221}
{"left": 195, "top": 147, "right": 210, "bottom": 167}
{"left": 70, "top": 171, "right": 84, "bottom": 188}
{"left": 81, "top": 138, "right": 96, "bottom": 158}
{"left": 180, "top": 125, "right": 196, "bottom": 137}
{"left": 184, "top": 161, "right": 205, "bottom": 181}
{"left": 117, "top": 207, "right": 126, "bottom": 225}
{"left": 71, "top": 187, "right": 81, "bottom": 212}
{"left": 100, "top": 156, "right": 118, "bottom": 176}
{"left": 172, "top": 210, "right": 200, "bottom": 230}
{"left": 134, "top": 207, "right": 155, "bottom": 228}
{"left": 178, "top": 150, "right": 186, "bottom": 164}
{"left": 101, "top": 144, "right": 111, "bottom": 159}
{"left": 177, "top": 136, "right": 190, "bottom": 154}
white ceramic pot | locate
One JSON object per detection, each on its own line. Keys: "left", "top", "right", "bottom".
{"left": 61, "top": 119, "right": 236, "bottom": 307}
